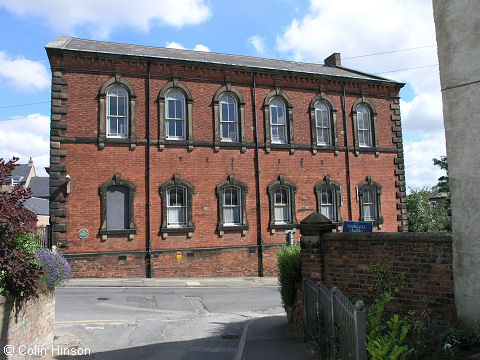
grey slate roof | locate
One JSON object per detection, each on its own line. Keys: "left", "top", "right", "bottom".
{"left": 5, "top": 164, "right": 32, "bottom": 184}
{"left": 46, "top": 36, "right": 400, "bottom": 84}
{"left": 29, "top": 177, "right": 49, "bottom": 199}
{"left": 24, "top": 197, "right": 49, "bottom": 216}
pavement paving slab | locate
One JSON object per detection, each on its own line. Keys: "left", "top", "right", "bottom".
{"left": 240, "top": 316, "right": 315, "bottom": 360}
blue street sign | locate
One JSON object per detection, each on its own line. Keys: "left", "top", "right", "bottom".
{"left": 342, "top": 221, "right": 373, "bottom": 232}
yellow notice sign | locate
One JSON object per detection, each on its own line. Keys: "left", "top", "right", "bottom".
{"left": 176, "top": 251, "right": 182, "bottom": 260}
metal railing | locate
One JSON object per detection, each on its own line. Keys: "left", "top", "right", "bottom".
{"left": 304, "top": 278, "right": 367, "bottom": 360}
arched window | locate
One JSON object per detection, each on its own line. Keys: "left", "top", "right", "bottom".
{"left": 158, "top": 79, "right": 194, "bottom": 150}
{"left": 315, "top": 102, "right": 332, "bottom": 146}
{"left": 270, "top": 99, "right": 287, "bottom": 144}
{"left": 165, "top": 91, "right": 186, "bottom": 140}
{"left": 273, "top": 186, "right": 291, "bottom": 224}
{"left": 309, "top": 93, "right": 338, "bottom": 154}
{"left": 166, "top": 186, "right": 187, "bottom": 227}
{"left": 320, "top": 187, "right": 336, "bottom": 220}
{"left": 159, "top": 175, "right": 195, "bottom": 237}
{"left": 99, "top": 174, "right": 136, "bottom": 239}
{"left": 358, "top": 176, "right": 383, "bottom": 227}
{"left": 362, "top": 186, "right": 376, "bottom": 220}
{"left": 352, "top": 98, "right": 378, "bottom": 153}
{"left": 267, "top": 175, "right": 298, "bottom": 230}
{"left": 220, "top": 95, "right": 238, "bottom": 142}
{"left": 357, "top": 105, "right": 372, "bottom": 147}
{"left": 216, "top": 175, "right": 249, "bottom": 235}
{"left": 106, "top": 87, "right": 128, "bottom": 138}
{"left": 98, "top": 75, "right": 136, "bottom": 149}
{"left": 106, "top": 185, "right": 129, "bottom": 229}
{"left": 263, "top": 88, "right": 295, "bottom": 153}
{"left": 315, "top": 176, "right": 342, "bottom": 223}
{"left": 213, "top": 83, "right": 247, "bottom": 152}
{"left": 222, "top": 187, "right": 241, "bottom": 225}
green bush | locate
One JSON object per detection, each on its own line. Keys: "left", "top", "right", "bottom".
{"left": 13, "top": 233, "right": 38, "bottom": 257}
{"left": 365, "top": 260, "right": 413, "bottom": 360}
{"left": 367, "top": 313, "right": 413, "bottom": 360}
{"left": 366, "top": 293, "right": 413, "bottom": 360}
{"left": 442, "top": 328, "right": 479, "bottom": 350}
{"left": 277, "top": 244, "right": 301, "bottom": 308}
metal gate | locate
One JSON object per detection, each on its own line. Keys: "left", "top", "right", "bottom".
{"left": 304, "top": 278, "right": 367, "bottom": 360}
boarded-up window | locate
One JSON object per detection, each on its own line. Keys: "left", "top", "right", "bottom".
{"left": 106, "top": 185, "right": 129, "bottom": 230}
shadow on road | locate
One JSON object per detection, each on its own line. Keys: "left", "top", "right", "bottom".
{"left": 54, "top": 319, "right": 248, "bottom": 360}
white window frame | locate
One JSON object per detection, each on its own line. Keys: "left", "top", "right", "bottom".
{"left": 270, "top": 99, "right": 287, "bottom": 144}
{"left": 219, "top": 95, "right": 238, "bottom": 142}
{"left": 315, "top": 102, "right": 332, "bottom": 146}
{"left": 222, "top": 187, "right": 242, "bottom": 225}
{"left": 362, "top": 187, "right": 377, "bottom": 221}
{"left": 273, "top": 187, "right": 291, "bottom": 224}
{"left": 106, "top": 87, "right": 129, "bottom": 138}
{"left": 166, "top": 186, "right": 187, "bottom": 228}
{"left": 357, "top": 105, "right": 372, "bottom": 147}
{"left": 165, "top": 91, "right": 186, "bottom": 140}
{"left": 319, "top": 187, "right": 337, "bottom": 221}
{"left": 11, "top": 175, "right": 24, "bottom": 185}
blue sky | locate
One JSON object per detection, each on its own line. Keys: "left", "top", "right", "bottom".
{"left": 0, "top": 0, "right": 446, "bottom": 188}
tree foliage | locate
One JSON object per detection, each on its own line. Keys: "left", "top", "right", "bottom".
{"left": 407, "top": 188, "right": 449, "bottom": 232}
{"left": 433, "top": 156, "right": 449, "bottom": 194}
{"left": 0, "top": 157, "right": 41, "bottom": 299}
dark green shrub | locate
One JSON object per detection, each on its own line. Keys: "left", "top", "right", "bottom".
{"left": 442, "top": 328, "right": 479, "bottom": 350}
{"left": 369, "top": 259, "right": 405, "bottom": 299}
{"left": 277, "top": 244, "right": 301, "bottom": 308}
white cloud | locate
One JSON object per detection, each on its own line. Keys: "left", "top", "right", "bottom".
{"left": 248, "top": 35, "right": 266, "bottom": 55}
{"left": 0, "top": 52, "right": 50, "bottom": 92}
{"left": 276, "top": 0, "right": 444, "bottom": 188}
{"left": 165, "top": 42, "right": 186, "bottom": 50}
{"left": 0, "top": 0, "right": 211, "bottom": 39}
{"left": 166, "top": 42, "right": 210, "bottom": 52}
{"left": 193, "top": 44, "right": 209, "bottom": 52}
{"left": 404, "top": 132, "right": 446, "bottom": 190}
{"left": 276, "top": 0, "right": 438, "bottom": 93}
{"left": 400, "top": 91, "right": 444, "bottom": 135}
{"left": 0, "top": 114, "right": 50, "bottom": 176}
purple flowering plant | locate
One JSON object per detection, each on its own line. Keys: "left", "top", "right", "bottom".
{"left": 35, "top": 249, "right": 71, "bottom": 288}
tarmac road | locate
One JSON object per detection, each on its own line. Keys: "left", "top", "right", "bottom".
{"left": 52, "top": 277, "right": 314, "bottom": 359}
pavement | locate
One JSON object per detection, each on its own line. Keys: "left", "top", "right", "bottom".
{"left": 65, "top": 276, "right": 280, "bottom": 288}
{"left": 238, "top": 316, "right": 315, "bottom": 360}
{"left": 59, "top": 277, "right": 315, "bottom": 360}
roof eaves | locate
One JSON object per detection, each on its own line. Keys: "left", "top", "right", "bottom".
{"left": 334, "top": 65, "right": 405, "bottom": 86}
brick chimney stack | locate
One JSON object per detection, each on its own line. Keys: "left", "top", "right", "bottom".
{"left": 324, "top": 53, "right": 342, "bottom": 67}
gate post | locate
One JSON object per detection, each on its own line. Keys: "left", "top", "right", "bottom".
{"left": 299, "top": 212, "right": 336, "bottom": 282}
{"left": 354, "top": 300, "right": 367, "bottom": 360}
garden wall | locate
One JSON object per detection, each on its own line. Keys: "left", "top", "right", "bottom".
{"left": 0, "top": 291, "right": 55, "bottom": 360}
{"left": 298, "top": 230, "right": 455, "bottom": 328}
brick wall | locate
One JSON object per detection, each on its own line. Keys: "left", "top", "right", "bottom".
{"left": 65, "top": 245, "right": 280, "bottom": 278}
{"left": 301, "top": 232, "right": 455, "bottom": 326}
{"left": 0, "top": 291, "right": 55, "bottom": 360}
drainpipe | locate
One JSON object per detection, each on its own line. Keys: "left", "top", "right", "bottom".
{"left": 342, "top": 82, "right": 353, "bottom": 220}
{"left": 146, "top": 61, "right": 152, "bottom": 278}
{"left": 253, "top": 72, "right": 264, "bottom": 277}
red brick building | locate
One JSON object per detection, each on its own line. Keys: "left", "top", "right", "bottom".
{"left": 45, "top": 37, "right": 406, "bottom": 278}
